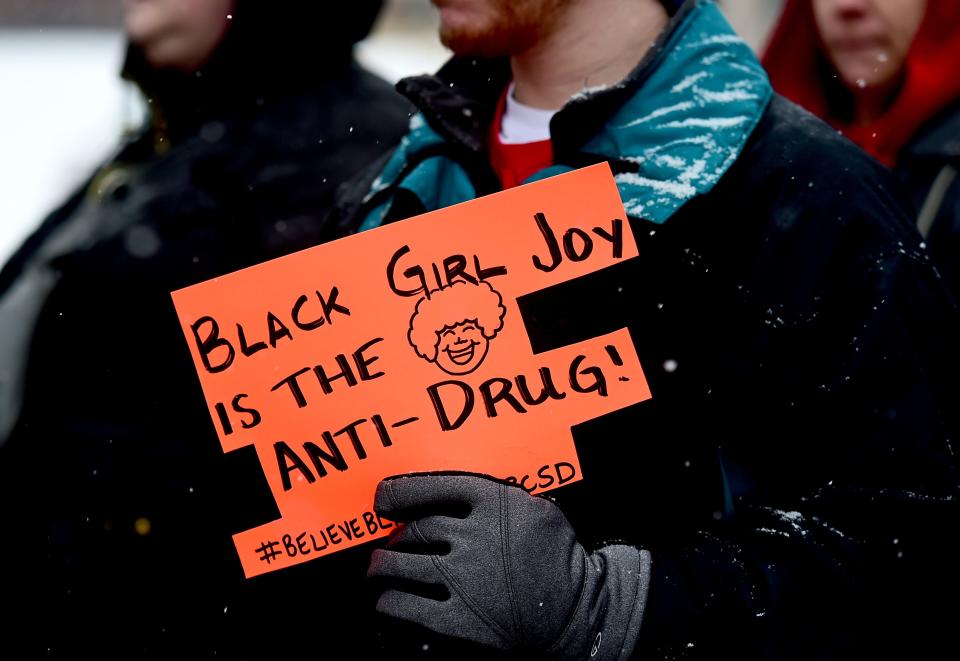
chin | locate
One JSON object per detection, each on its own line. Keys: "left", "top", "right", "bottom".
{"left": 445, "top": 30, "right": 542, "bottom": 58}
{"left": 439, "top": 14, "right": 543, "bottom": 58}
{"left": 138, "top": 41, "right": 202, "bottom": 72}
{"left": 833, "top": 56, "right": 895, "bottom": 89}
{"left": 441, "top": 29, "right": 498, "bottom": 57}
{"left": 839, "top": 69, "right": 890, "bottom": 92}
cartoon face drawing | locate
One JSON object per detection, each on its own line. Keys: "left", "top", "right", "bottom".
{"left": 436, "top": 319, "right": 489, "bottom": 374}
{"left": 408, "top": 280, "right": 506, "bottom": 376}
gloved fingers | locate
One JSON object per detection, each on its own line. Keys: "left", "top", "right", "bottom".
{"left": 367, "top": 547, "right": 439, "bottom": 584}
{"left": 374, "top": 473, "right": 500, "bottom": 521}
{"left": 375, "top": 588, "right": 447, "bottom": 626}
{"left": 385, "top": 516, "right": 459, "bottom": 553}
{"left": 375, "top": 588, "right": 509, "bottom": 650}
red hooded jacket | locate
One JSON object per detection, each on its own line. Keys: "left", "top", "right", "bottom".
{"left": 763, "top": 0, "right": 960, "bottom": 167}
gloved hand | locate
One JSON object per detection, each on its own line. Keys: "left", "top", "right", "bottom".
{"left": 367, "top": 473, "right": 651, "bottom": 660}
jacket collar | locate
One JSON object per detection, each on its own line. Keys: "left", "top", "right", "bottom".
{"left": 395, "top": 0, "right": 701, "bottom": 157}
{"left": 383, "top": 0, "right": 771, "bottom": 225}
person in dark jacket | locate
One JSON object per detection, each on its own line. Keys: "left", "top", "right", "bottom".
{"left": 0, "top": 0, "right": 409, "bottom": 657}
{"left": 764, "top": 0, "right": 960, "bottom": 299}
{"left": 325, "top": 0, "right": 960, "bottom": 658}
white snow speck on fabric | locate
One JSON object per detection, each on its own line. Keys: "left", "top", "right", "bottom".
{"left": 657, "top": 116, "right": 751, "bottom": 130}
{"left": 570, "top": 83, "right": 616, "bottom": 102}
{"left": 671, "top": 71, "right": 710, "bottom": 93}
{"left": 693, "top": 87, "right": 759, "bottom": 104}
{"left": 758, "top": 527, "right": 791, "bottom": 538}
{"left": 686, "top": 34, "right": 747, "bottom": 48}
{"left": 408, "top": 114, "right": 426, "bottom": 130}
{"left": 700, "top": 52, "right": 728, "bottom": 66}
{"left": 619, "top": 101, "right": 696, "bottom": 128}
{"left": 678, "top": 158, "right": 707, "bottom": 184}
{"left": 655, "top": 154, "right": 687, "bottom": 169}
{"left": 623, "top": 198, "right": 646, "bottom": 217}
{"left": 615, "top": 172, "right": 697, "bottom": 200}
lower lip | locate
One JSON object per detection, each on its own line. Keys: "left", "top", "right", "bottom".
{"left": 834, "top": 39, "right": 882, "bottom": 52}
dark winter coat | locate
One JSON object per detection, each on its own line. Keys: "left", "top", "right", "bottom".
{"left": 896, "top": 100, "right": 960, "bottom": 300}
{"left": 329, "top": 2, "right": 960, "bottom": 659}
{"left": 0, "top": 2, "right": 411, "bottom": 657}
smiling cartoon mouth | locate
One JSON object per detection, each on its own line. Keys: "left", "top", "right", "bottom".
{"left": 445, "top": 342, "right": 477, "bottom": 365}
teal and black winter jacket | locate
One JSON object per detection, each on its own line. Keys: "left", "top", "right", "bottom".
{"left": 329, "top": 1, "right": 960, "bottom": 658}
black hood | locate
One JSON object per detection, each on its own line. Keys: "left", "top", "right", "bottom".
{"left": 122, "top": 0, "right": 385, "bottom": 140}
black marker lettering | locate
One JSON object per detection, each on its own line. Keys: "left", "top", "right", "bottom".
{"left": 318, "top": 286, "right": 350, "bottom": 323}
{"left": 479, "top": 378, "right": 527, "bottom": 417}
{"left": 266, "top": 312, "right": 293, "bottom": 348}
{"left": 334, "top": 419, "right": 368, "bottom": 461}
{"left": 570, "top": 355, "right": 608, "bottom": 397}
{"left": 427, "top": 380, "right": 474, "bottom": 431}
{"left": 232, "top": 393, "right": 261, "bottom": 429}
{"left": 304, "top": 432, "right": 348, "bottom": 477}
{"left": 387, "top": 245, "right": 426, "bottom": 297}
{"left": 593, "top": 218, "right": 624, "bottom": 258}
{"left": 354, "top": 337, "right": 385, "bottom": 381}
{"left": 275, "top": 441, "right": 316, "bottom": 491}
{"left": 532, "top": 212, "right": 563, "bottom": 272}
{"left": 214, "top": 402, "right": 233, "bottom": 435}
{"left": 237, "top": 322, "right": 267, "bottom": 357}
{"left": 313, "top": 355, "right": 358, "bottom": 394}
{"left": 563, "top": 227, "right": 594, "bottom": 262}
{"left": 191, "top": 316, "right": 235, "bottom": 373}
{"left": 556, "top": 462, "right": 577, "bottom": 485}
{"left": 292, "top": 294, "right": 324, "bottom": 330}
{"left": 516, "top": 367, "right": 567, "bottom": 406}
{"left": 271, "top": 366, "right": 312, "bottom": 408}
{"left": 443, "top": 254, "right": 477, "bottom": 285}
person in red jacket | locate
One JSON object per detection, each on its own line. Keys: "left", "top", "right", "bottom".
{"left": 764, "top": 0, "right": 960, "bottom": 297}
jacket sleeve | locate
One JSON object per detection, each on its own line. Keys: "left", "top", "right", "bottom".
{"left": 628, "top": 156, "right": 960, "bottom": 659}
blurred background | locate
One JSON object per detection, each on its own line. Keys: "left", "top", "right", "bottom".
{"left": 0, "top": 0, "right": 784, "bottom": 263}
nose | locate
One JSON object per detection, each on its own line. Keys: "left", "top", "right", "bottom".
{"left": 454, "top": 335, "right": 468, "bottom": 344}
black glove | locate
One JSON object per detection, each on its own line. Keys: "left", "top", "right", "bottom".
{"left": 367, "top": 473, "right": 651, "bottom": 660}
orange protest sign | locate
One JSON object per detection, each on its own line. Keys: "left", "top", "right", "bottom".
{"left": 171, "top": 163, "right": 652, "bottom": 578}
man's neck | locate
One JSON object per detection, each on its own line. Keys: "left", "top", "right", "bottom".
{"left": 510, "top": 0, "right": 669, "bottom": 111}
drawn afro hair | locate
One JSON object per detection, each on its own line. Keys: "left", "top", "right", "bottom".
{"left": 408, "top": 280, "right": 507, "bottom": 362}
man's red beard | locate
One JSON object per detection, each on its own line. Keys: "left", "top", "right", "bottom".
{"left": 436, "top": 0, "right": 568, "bottom": 58}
